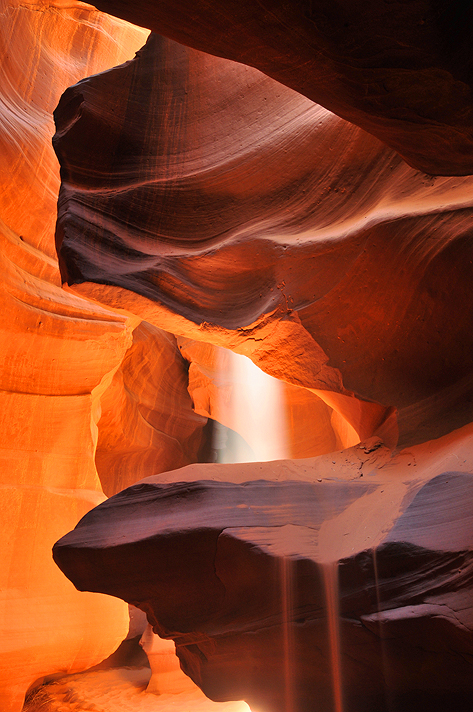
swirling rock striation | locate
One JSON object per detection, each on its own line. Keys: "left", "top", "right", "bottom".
{"left": 87, "top": 0, "right": 473, "bottom": 175}
{"left": 0, "top": 2, "right": 228, "bottom": 709}
{"left": 3, "top": 1, "right": 473, "bottom": 709}
{"left": 0, "top": 1, "right": 152, "bottom": 707}
{"left": 54, "top": 32, "right": 473, "bottom": 448}
{"left": 53, "top": 463, "right": 473, "bottom": 712}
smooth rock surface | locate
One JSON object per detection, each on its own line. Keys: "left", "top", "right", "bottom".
{"left": 1, "top": 7, "right": 364, "bottom": 705}
{"left": 95, "top": 322, "right": 213, "bottom": 496}
{"left": 22, "top": 667, "right": 251, "bottom": 712}
{"left": 88, "top": 0, "right": 473, "bottom": 175}
{"left": 54, "top": 427, "right": 473, "bottom": 712}
{"left": 0, "top": 2, "right": 150, "bottom": 706}
{"left": 0, "top": 2, "right": 231, "bottom": 709}
{"left": 3, "top": 1, "right": 473, "bottom": 711}
{"left": 54, "top": 32, "right": 473, "bottom": 448}
{"left": 178, "top": 338, "right": 359, "bottom": 459}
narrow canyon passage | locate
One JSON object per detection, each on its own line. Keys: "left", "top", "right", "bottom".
{"left": 1, "top": 1, "right": 473, "bottom": 711}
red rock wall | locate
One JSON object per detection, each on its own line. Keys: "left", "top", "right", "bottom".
{"left": 87, "top": 0, "right": 473, "bottom": 175}
{"left": 0, "top": 6, "right": 355, "bottom": 705}
{"left": 2, "top": 0, "right": 473, "bottom": 709}
{"left": 53, "top": 425, "right": 473, "bottom": 712}
{"left": 178, "top": 338, "right": 359, "bottom": 457}
{"left": 54, "top": 31, "right": 473, "bottom": 449}
{"left": 96, "top": 322, "right": 211, "bottom": 496}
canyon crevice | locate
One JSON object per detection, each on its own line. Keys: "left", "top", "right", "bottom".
{"left": 1, "top": 1, "right": 473, "bottom": 710}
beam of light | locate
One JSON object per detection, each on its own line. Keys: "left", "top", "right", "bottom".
{"left": 216, "top": 349, "right": 289, "bottom": 463}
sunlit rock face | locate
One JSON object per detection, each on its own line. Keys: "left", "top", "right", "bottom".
{"left": 177, "top": 339, "right": 360, "bottom": 459}
{"left": 49, "top": 19, "right": 473, "bottom": 709}
{"left": 0, "top": 4, "right": 373, "bottom": 705}
{"left": 86, "top": 0, "right": 473, "bottom": 176}
{"left": 0, "top": 2, "right": 152, "bottom": 707}
{"left": 0, "top": 2, "right": 212, "bottom": 709}
{"left": 54, "top": 31, "right": 473, "bottom": 449}
{"left": 3, "top": 0, "right": 473, "bottom": 710}
{"left": 53, "top": 426, "right": 473, "bottom": 712}
{"left": 95, "top": 322, "right": 213, "bottom": 496}
{"left": 140, "top": 624, "right": 198, "bottom": 695}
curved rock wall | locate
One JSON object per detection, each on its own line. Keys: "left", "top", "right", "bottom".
{"left": 87, "top": 0, "right": 473, "bottom": 175}
{"left": 2, "top": 0, "right": 473, "bottom": 710}
{"left": 54, "top": 31, "right": 473, "bottom": 448}
{"left": 1, "top": 6, "right": 353, "bottom": 705}
{"left": 95, "top": 322, "right": 211, "bottom": 496}
{"left": 0, "top": 3, "right": 147, "bottom": 709}
{"left": 53, "top": 425, "right": 473, "bottom": 712}
{"left": 178, "top": 338, "right": 359, "bottom": 458}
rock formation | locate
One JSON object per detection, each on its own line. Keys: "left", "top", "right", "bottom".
{"left": 0, "top": 2, "right": 216, "bottom": 709}
{"left": 85, "top": 0, "right": 473, "bottom": 175}
{"left": 140, "top": 624, "right": 198, "bottom": 695}
{"left": 2, "top": 0, "right": 473, "bottom": 710}
{"left": 54, "top": 30, "right": 473, "bottom": 449}
{"left": 53, "top": 428, "right": 473, "bottom": 712}
{"left": 0, "top": 2, "right": 150, "bottom": 707}
{"left": 95, "top": 322, "right": 213, "bottom": 496}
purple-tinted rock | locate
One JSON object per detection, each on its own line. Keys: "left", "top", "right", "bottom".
{"left": 53, "top": 34, "right": 473, "bottom": 449}
{"left": 53, "top": 471, "right": 473, "bottom": 712}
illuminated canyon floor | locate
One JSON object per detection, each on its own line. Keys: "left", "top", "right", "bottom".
{"left": 24, "top": 668, "right": 251, "bottom": 712}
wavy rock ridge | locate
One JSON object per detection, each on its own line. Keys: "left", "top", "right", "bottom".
{"left": 2, "top": 0, "right": 473, "bottom": 710}
{"left": 54, "top": 31, "right": 473, "bottom": 448}
{"left": 89, "top": 0, "right": 473, "bottom": 175}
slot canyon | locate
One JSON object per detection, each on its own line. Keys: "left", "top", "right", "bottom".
{"left": 1, "top": 1, "right": 473, "bottom": 711}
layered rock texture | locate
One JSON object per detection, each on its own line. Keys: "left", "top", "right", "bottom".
{"left": 95, "top": 322, "right": 213, "bottom": 496}
{"left": 54, "top": 30, "right": 473, "bottom": 449}
{"left": 0, "top": 2, "right": 220, "bottom": 709}
{"left": 2, "top": 0, "right": 473, "bottom": 711}
{"left": 54, "top": 428, "right": 473, "bottom": 712}
{"left": 0, "top": 3, "right": 151, "bottom": 708}
{"left": 87, "top": 0, "right": 473, "bottom": 175}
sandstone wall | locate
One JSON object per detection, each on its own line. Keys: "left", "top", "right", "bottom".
{"left": 0, "top": 3, "right": 147, "bottom": 708}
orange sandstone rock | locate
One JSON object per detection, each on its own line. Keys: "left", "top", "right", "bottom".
{"left": 140, "top": 624, "right": 198, "bottom": 695}
{"left": 178, "top": 338, "right": 359, "bottom": 457}
{"left": 0, "top": 2, "right": 149, "bottom": 709}
{"left": 53, "top": 424, "right": 473, "bottom": 712}
{"left": 3, "top": 1, "right": 473, "bottom": 710}
{"left": 95, "top": 322, "right": 212, "bottom": 496}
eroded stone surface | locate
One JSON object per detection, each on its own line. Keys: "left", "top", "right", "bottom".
{"left": 0, "top": 2, "right": 151, "bottom": 706}
{"left": 3, "top": 1, "right": 473, "bottom": 710}
{"left": 88, "top": 0, "right": 473, "bottom": 175}
{"left": 95, "top": 322, "right": 213, "bottom": 496}
{"left": 54, "top": 429, "right": 473, "bottom": 712}
{"left": 54, "top": 32, "right": 473, "bottom": 448}
{"left": 0, "top": 3, "right": 228, "bottom": 709}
